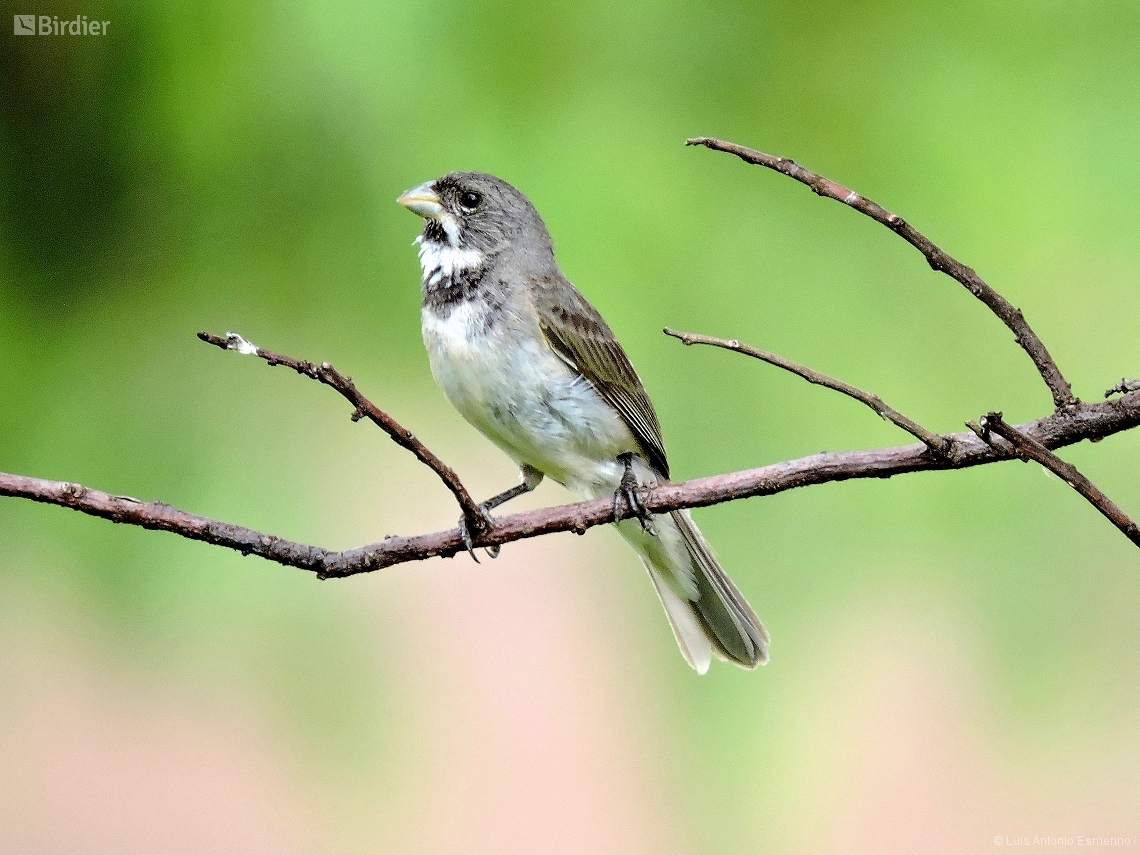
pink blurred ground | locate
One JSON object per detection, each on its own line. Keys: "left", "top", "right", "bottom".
{"left": 0, "top": 531, "right": 680, "bottom": 854}
{"left": 2, "top": 550, "right": 1137, "bottom": 853}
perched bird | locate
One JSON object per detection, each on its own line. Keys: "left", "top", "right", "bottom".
{"left": 398, "top": 172, "right": 768, "bottom": 673}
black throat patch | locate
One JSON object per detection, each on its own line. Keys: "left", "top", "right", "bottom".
{"left": 419, "top": 240, "right": 490, "bottom": 315}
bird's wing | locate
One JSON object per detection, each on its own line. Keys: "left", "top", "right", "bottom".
{"left": 532, "top": 275, "right": 670, "bottom": 479}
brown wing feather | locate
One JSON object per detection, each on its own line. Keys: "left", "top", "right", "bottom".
{"left": 532, "top": 275, "right": 669, "bottom": 479}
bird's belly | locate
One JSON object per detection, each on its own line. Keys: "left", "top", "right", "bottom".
{"left": 422, "top": 302, "right": 637, "bottom": 492}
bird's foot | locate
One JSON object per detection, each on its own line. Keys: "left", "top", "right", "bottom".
{"left": 614, "top": 452, "right": 657, "bottom": 535}
{"left": 458, "top": 505, "right": 500, "bottom": 563}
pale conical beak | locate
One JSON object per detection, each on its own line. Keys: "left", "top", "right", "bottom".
{"left": 397, "top": 182, "right": 443, "bottom": 219}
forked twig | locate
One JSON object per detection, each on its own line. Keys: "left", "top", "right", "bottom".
{"left": 686, "top": 136, "right": 1077, "bottom": 410}
{"left": 975, "top": 412, "right": 1140, "bottom": 548}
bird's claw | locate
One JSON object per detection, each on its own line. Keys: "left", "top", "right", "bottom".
{"left": 458, "top": 506, "right": 499, "bottom": 562}
{"left": 614, "top": 453, "right": 657, "bottom": 535}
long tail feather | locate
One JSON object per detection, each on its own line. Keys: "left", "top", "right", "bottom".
{"left": 671, "top": 510, "right": 769, "bottom": 668}
{"left": 645, "top": 564, "right": 713, "bottom": 674}
{"left": 617, "top": 506, "right": 768, "bottom": 672}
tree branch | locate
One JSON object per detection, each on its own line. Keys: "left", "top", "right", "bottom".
{"left": 663, "top": 327, "right": 953, "bottom": 460}
{"left": 3, "top": 139, "right": 1134, "bottom": 587}
{"left": 196, "top": 331, "right": 491, "bottom": 540}
{"left": 0, "top": 473, "right": 334, "bottom": 571}
{"left": 975, "top": 411, "right": 1140, "bottom": 549}
{"left": 685, "top": 136, "right": 1077, "bottom": 410}
{"left": 4, "top": 391, "right": 1138, "bottom": 578}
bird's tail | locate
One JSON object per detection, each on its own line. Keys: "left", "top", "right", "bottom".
{"left": 618, "top": 508, "right": 769, "bottom": 674}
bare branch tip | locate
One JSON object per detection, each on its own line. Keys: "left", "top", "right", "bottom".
{"left": 197, "top": 331, "right": 229, "bottom": 350}
{"left": 663, "top": 327, "right": 694, "bottom": 346}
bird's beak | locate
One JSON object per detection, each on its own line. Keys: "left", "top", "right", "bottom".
{"left": 398, "top": 182, "right": 443, "bottom": 220}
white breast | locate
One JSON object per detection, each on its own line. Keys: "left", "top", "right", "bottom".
{"left": 421, "top": 301, "right": 637, "bottom": 494}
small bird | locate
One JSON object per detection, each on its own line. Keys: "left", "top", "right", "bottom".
{"left": 398, "top": 172, "right": 768, "bottom": 673}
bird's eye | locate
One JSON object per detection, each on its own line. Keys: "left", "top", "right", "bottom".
{"left": 459, "top": 190, "right": 482, "bottom": 211}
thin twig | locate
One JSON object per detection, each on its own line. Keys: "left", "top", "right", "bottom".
{"left": 965, "top": 420, "right": 1008, "bottom": 453}
{"left": 196, "top": 331, "right": 491, "bottom": 539}
{"left": 4, "top": 391, "right": 1138, "bottom": 577}
{"left": 664, "top": 327, "right": 953, "bottom": 459}
{"left": 685, "top": 137, "right": 1077, "bottom": 410}
{"left": 1106, "top": 378, "right": 1140, "bottom": 398}
{"left": 977, "top": 412, "right": 1140, "bottom": 549}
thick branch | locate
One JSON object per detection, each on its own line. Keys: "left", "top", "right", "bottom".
{"left": 977, "top": 411, "right": 1140, "bottom": 549}
{"left": 4, "top": 391, "right": 1138, "bottom": 578}
{"left": 196, "top": 331, "right": 490, "bottom": 539}
{"left": 663, "top": 327, "right": 953, "bottom": 459}
{"left": 685, "top": 136, "right": 1077, "bottom": 410}
{"left": 0, "top": 474, "right": 334, "bottom": 571}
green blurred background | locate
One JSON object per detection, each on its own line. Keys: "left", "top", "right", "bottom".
{"left": 2, "top": 0, "right": 1139, "bottom": 850}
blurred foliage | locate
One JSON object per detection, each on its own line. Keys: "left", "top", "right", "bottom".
{"left": 2, "top": 0, "right": 1139, "bottom": 850}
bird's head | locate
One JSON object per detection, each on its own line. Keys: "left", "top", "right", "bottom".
{"left": 398, "top": 172, "right": 554, "bottom": 264}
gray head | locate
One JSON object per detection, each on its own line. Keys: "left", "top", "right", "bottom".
{"left": 398, "top": 172, "right": 555, "bottom": 264}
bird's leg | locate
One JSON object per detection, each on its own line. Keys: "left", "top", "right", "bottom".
{"left": 614, "top": 452, "right": 656, "bottom": 535}
{"left": 459, "top": 465, "right": 544, "bottom": 561}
